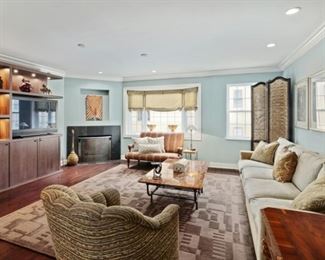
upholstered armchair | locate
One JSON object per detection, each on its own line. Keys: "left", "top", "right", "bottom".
{"left": 41, "top": 185, "right": 179, "bottom": 260}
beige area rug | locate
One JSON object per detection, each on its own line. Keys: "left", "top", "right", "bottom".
{"left": 0, "top": 164, "right": 255, "bottom": 260}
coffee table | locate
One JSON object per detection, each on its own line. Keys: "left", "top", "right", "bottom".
{"left": 138, "top": 159, "right": 209, "bottom": 209}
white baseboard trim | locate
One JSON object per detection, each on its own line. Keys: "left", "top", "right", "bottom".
{"left": 208, "top": 162, "right": 238, "bottom": 170}
{"left": 61, "top": 159, "right": 67, "bottom": 166}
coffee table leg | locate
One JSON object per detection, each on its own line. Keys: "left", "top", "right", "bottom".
{"left": 146, "top": 184, "right": 159, "bottom": 204}
{"left": 194, "top": 189, "right": 198, "bottom": 210}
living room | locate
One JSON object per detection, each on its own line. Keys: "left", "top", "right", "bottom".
{"left": 0, "top": 1, "right": 324, "bottom": 259}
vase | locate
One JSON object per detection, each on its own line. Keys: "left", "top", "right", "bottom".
{"left": 67, "top": 129, "right": 79, "bottom": 166}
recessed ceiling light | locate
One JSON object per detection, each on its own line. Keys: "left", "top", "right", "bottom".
{"left": 47, "top": 77, "right": 51, "bottom": 80}
{"left": 31, "top": 73, "right": 36, "bottom": 77}
{"left": 13, "top": 69, "right": 19, "bottom": 74}
{"left": 152, "top": 70, "right": 157, "bottom": 73}
{"left": 98, "top": 71, "right": 103, "bottom": 74}
{"left": 77, "top": 43, "right": 86, "bottom": 48}
{"left": 286, "top": 7, "right": 301, "bottom": 15}
{"left": 266, "top": 43, "right": 276, "bottom": 48}
{"left": 140, "top": 53, "right": 148, "bottom": 57}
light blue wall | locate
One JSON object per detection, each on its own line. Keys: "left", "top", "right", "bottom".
{"left": 63, "top": 77, "right": 123, "bottom": 157}
{"left": 48, "top": 78, "right": 65, "bottom": 161}
{"left": 283, "top": 38, "right": 325, "bottom": 154}
{"left": 123, "top": 72, "right": 280, "bottom": 164}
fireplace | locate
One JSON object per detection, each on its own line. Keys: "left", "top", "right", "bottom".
{"left": 67, "top": 125, "right": 121, "bottom": 162}
{"left": 78, "top": 136, "right": 112, "bottom": 163}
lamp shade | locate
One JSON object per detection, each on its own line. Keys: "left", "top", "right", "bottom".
{"left": 187, "top": 124, "right": 197, "bottom": 131}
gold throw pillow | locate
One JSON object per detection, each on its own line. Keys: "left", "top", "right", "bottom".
{"left": 292, "top": 176, "right": 325, "bottom": 213}
{"left": 251, "top": 141, "right": 279, "bottom": 165}
{"left": 273, "top": 151, "right": 298, "bottom": 182}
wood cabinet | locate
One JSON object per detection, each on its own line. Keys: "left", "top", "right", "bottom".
{"left": 10, "top": 138, "right": 38, "bottom": 186}
{"left": 9, "top": 135, "right": 60, "bottom": 187}
{"left": 38, "top": 135, "right": 60, "bottom": 177}
{"left": 0, "top": 142, "right": 9, "bottom": 189}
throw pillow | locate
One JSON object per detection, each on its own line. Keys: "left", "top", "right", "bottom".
{"left": 292, "top": 176, "right": 325, "bottom": 213}
{"left": 273, "top": 149, "right": 298, "bottom": 182}
{"left": 292, "top": 152, "right": 325, "bottom": 191}
{"left": 138, "top": 143, "right": 162, "bottom": 154}
{"left": 251, "top": 141, "right": 279, "bottom": 165}
{"left": 317, "top": 163, "right": 325, "bottom": 180}
{"left": 148, "top": 136, "right": 165, "bottom": 152}
{"left": 132, "top": 137, "right": 149, "bottom": 151}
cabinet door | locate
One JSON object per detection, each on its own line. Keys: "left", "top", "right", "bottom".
{"left": 0, "top": 142, "right": 9, "bottom": 189}
{"left": 38, "top": 136, "right": 60, "bottom": 177}
{"left": 10, "top": 139, "right": 38, "bottom": 186}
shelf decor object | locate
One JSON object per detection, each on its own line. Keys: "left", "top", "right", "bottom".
{"left": 168, "top": 124, "right": 178, "bottom": 132}
{"left": 295, "top": 78, "right": 309, "bottom": 129}
{"left": 251, "top": 82, "right": 268, "bottom": 149}
{"left": 187, "top": 124, "right": 197, "bottom": 150}
{"left": 86, "top": 95, "right": 103, "bottom": 121}
{"left": 147, "top": 123, "right": 156, "bottom": 132}
{"left": 0, "top": 76, "right": 3, "bottom": 89}
{"left": 67, "top": 129, "right": 79, "bottom": 166}
{"left": 309, "top": 70, "right": 325, "bottom": 132}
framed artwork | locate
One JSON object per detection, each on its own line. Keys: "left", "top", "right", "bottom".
{"left": 295, "top": 78, "right": 309, "bottom": 129}
{"left": 86, "top": 95, "right": 103, "bottom": 121}
{"left": 309, "top": 70, "right": 325, "bottom": 132}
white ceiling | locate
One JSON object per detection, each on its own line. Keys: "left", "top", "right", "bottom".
{"left": 0, "top": 0, "right": 324, "bottom": 80}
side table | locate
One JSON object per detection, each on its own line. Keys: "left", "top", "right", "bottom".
{"left": 183, "top": 149, "right": 198, "bottom": 160}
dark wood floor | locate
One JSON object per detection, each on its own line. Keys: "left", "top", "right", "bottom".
{"left": 0, "top": 161, "right": 122, "bottom": 260}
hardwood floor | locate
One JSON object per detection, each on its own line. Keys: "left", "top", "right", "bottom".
{"left": 0, "top": 161, "right": 123, "bottom": 259}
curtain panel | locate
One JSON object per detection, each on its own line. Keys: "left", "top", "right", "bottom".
{"left": 127, "top": 87, "right": 198, "bottom": 111}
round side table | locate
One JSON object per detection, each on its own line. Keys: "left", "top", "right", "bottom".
{"left": 183, "top": 149, "right": 198, "bottom": 160}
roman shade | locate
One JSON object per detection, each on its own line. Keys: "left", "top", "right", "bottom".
{"left": 127, "top": 87, "right": 198, "bottom": 111}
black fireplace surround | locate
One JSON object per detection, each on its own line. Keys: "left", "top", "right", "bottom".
{"left": 67, "top": 126, "right": 121, "bottom": 161}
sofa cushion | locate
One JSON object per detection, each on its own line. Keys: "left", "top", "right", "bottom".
{"left": 125, "top": 151, "right": 179, "bottom": 162}
{"left": 250, "top": 198, "right": 292, "bottom": 222}
{"left": 243, "top": 178, "right": 300, "bottom": 201}
{"left": 132, "top": 137, "right": 149, "bottom": 151}
{"left": 140, "top": 132, "right": 184, "bottom": 153}
{"left": 273, "top": 150, "right": 298, "bottom": 183}
{"left": 241, "top": 167, "right": 273, "bottom": 182}
{"left": 317, "top": 164, "right": 325, "bottom": 179}
{"left": 148, "top": 136, "right": 165, "bottom": 152}
{"left": 292, "top": 176, "right": 325, "bottom": 213}
{"left": 292, "top": 152, "right": 325, "bottom": 191}
{"left": 238, "top": 159, "right": 273, "bottom": 172}
{"left": 138, "top": 143, "right": 162, "bottom": 154}
{"left": 274, "top": 138, "right": 294, "bottom": 161}
{"left": 251, "top": 141, "right": 279, "bottom": 165}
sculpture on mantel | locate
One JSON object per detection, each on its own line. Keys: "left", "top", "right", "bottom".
{"left": 67, "top": 129, "right": 79, "bottom": 166}
{"left": 41, "top": 84, "right": 52, "bottom": 95}
{"left": 20, "top": 78, "right": 32, "bottom": 92}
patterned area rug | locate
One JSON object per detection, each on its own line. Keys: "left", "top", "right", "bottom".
{"left": 0, "top": 164, "right": 255, "bottom": 260}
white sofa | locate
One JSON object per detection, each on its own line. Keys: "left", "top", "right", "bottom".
{"left": 238, "top": 138, "right": 325, "bottom": 260}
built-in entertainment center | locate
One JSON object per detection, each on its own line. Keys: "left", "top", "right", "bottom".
{"left": 0, "top": 62, "right": 63, "bottom": 191}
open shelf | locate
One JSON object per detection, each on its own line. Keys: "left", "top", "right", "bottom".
{"left": 0, "top": 66, "right": 10, "bottom": 90}
{"left": 0, "top": 93, "right": 10, "bottom": 116}
{"left": 11, "top": 90, "right": 63, "bottom": 99}
{"left": 0, "top": 119, "right": 10, "bottom": 140}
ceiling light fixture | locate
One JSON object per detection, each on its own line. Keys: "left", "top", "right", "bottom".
{"left": 47, "top": 77, "right": 51, "bottom": 80}
{"left": 98, "top": 71, "right": 103, "bottom": 74}
{"left": 31, "top": 73, "right": 36, "bottom": 77}
{"left": 152, "top": 70, "right": 157, "bottom": 73}
{"left": 286, "top": 7, "right": 301, "bottom": 15}
{"left": 266, "top": 43, "right": 276, "bottom": 48}
{"left": 13, "top": 69, "right": 19, "bottom": 74}
{"left": 77, "top": 43, "right": 86, "bottom": 48}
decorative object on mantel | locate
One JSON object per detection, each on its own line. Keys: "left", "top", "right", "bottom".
{"left": 168, "top": 124, "right": 178, "bottom": 132}
{"left": 147, "top": 123, "right": 156, "bottom": 132}
{"left": 187, "top": 124, "right": 197, "bottom": 150}
{"left": 295, "top": 78, "right": 309, "bottom": 129}
{"left": 67, "top": 129, "right": 79, "bottom": 166}
{"left": 0, "top": 76, "right": 3, "bottom": 89}
{"left": 309, "top": 70, "right": 325, "bottom": 132}
{"left": 41, "top": 84, "right": 52, "bottom": 95}
{"left": 19, "top": 78, "right": 32, "bottom": 92}
{"left": 86, "top": 95, "right": 103, "bottom": 121}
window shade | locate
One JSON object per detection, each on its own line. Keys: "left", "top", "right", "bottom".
{"left": 127, "top": 87, "right": 198, "bottom": 111}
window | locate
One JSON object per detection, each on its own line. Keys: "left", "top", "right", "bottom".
{"left": 12, "top": 99, "right": 19, "bottom": 130}
{"left": 124, "top": 85, "right": 201, "bottom": 140}
{"left": 227, "top": 83, "right": 253, "bottom": 140}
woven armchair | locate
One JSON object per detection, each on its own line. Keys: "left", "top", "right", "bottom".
{"left": 41, "top": 185, "right": 179, "bottom": 260}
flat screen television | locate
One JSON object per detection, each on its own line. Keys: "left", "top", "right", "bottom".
{"left": 12, "top": 96, "right": 58, "bottom": 137}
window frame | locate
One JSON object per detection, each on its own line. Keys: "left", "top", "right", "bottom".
{"left": 226, "top": 82, "right": 255, "bottom": 141}
{"left": 123, "top": 84, "right": 202, "bottom": 140}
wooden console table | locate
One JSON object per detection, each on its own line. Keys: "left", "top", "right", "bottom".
{"left": 261, "top": 207, "right": 325, "bottom": 260}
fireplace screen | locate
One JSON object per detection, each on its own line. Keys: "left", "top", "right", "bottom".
{"left": 78, "top": 136, "right": 112, "bottom": 162}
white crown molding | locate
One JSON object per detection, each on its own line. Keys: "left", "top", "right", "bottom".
{"left": 279, "top": 22, "right": 325, "bottom": 70}
{"left": 0, "top": 53, "right": 65, "bottom": 77}
{"left": 123, "top": 66, "right": 281, "bottom": 82}
{"left": 66, "top": 73, "right": 123, "bottom": 82}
